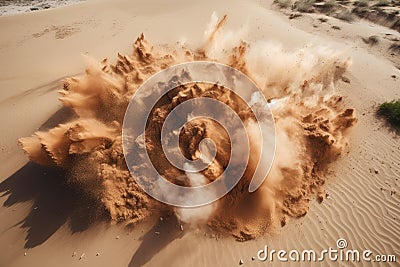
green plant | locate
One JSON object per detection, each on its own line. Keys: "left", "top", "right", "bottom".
{"left": 296, "top": 0, "right": 316, "bottom": 12}
{"left": 377, "top": 99, "right": 400, "bottom": 127}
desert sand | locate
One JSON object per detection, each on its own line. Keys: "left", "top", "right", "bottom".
{"left": 0, "top": 0, "right": 399, "bottom": 266}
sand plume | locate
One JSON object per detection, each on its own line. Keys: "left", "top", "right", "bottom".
{"left": 19, "top": 13, "right": 356, "bottom": 240}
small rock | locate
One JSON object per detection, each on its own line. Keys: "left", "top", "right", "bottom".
{"left": 289, "top": 13, "right": 302, "bottom": 19}
{"left": 24, "top": 252, "right": 27, "bottom": 256}
{"left": 160, "top": 217, "right": 163, "bottom": 221}
{"left": 374, "top": 169, "right": 379, "bottom": 174}
{"left": 30, "top": 7, "right": 39, "bottom": 11}
{"left": 180, "top": 224, "right": 184, "bottom": 231}
{"left": 391, "top": 75, "right": 397, "bottom": 79}
{"left": 72, "top": 252, "right": 77, "bottom": 257}
{"left": 116, "top": 236, "right": 120, "bottom": 240}
{"left": 239, "top": 259, "right": 244, "bottom": 265}
{"left": 96, "top": 252, "right": 100, "bottom": 256}
{"left": 332, "top": 25, "right": 341, "bottom": 30}
{"left": 252, "top": 257, "right": 255, "bottom": 261}
{"left": 33, "top": 206, "right": 38, "bottom": 210}
{"left": 79, "top": 253, "right": 85, "bottom": 260}
{"left": 341, "top": 76, "right": 350, "bottom": 83}
{"left": 317, "top": 193, "right": 324, "bottom": 204}
{"left": 155, "top": 231, "right": 160, "bottom": 235}
{"left": 281, "top": 216, "right": 287, "bottom": 227}
{"left": 318, "top": 17, "right": 328, "bottom": 23}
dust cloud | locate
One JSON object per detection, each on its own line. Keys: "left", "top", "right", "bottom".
{"left": 20, "top": 13, "right": 356, "bottom": 240}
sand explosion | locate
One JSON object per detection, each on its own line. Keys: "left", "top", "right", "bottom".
{"left": 19, "top": 13, "right": 356, "bottom": 241}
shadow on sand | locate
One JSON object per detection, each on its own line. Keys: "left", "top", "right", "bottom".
{"left": 374, "top": 110, "right": 400, "bottom": 136}
{"left": 128, "top": 214, "right": 185, "bottom": 267}
{"left": 0, "top": 107, "right": 107, "bottom": 249}
{"left": 0, "top": 162, "right": 107, "bottom": 248}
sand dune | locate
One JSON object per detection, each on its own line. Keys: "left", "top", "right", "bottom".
{"left": 0, "top": 0, "right": 399, "bottom": 266}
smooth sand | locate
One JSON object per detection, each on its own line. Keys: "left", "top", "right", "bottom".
{"left": 0, "top": 0, "right": 399, "bottom": 266}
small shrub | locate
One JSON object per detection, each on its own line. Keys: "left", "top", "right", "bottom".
{"left": 377, "top": 100, "right": 400, "bottom": 127}
{"left": 274, "top": 0, "right": 292, "bottom": 8}
{"left": 296, "top": 0, "right": 316, "bottom": 12}
{"left": 352, "top": 6, "right": 369, "bottom": 17}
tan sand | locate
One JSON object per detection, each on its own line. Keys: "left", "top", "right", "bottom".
{"left": 0, "top": 0, "right": 399, "bottom": 266}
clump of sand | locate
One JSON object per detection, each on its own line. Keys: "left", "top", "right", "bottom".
{"left": 19, "top": 14, "right": 356, "bottom": 240}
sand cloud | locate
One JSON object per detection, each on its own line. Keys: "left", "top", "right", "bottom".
{"left": 19, "top": 13, "right": 356, "bottom": 240}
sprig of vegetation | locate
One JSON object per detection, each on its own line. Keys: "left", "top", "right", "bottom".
{"left": 362, "top": 35, "right": 379, "bottom": 45}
